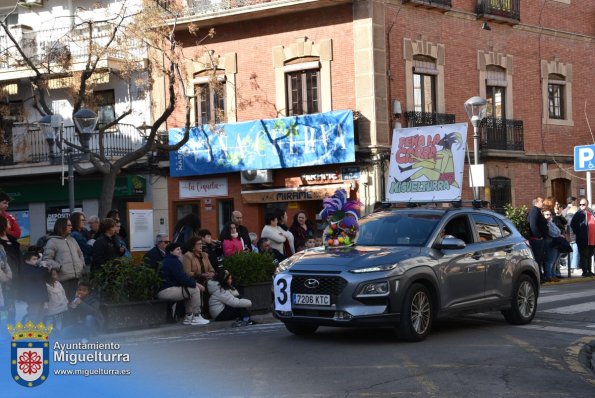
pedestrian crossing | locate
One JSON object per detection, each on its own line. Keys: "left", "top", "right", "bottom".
{"left": 518, "top": 285, "right": 595, "bottom": 336}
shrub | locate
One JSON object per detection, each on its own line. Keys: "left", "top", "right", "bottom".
{"left": 504, "top": 203, "right": 530, "bottom": 239}
{"left": 90, "top": 257, "right": 160, "bottom": 303}
{"left": 222, "top": 252, "right": 277, "bottom": 285}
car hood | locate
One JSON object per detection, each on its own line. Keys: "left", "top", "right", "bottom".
{"left": 287, "top": 245, "right": 422, "bottom": 272}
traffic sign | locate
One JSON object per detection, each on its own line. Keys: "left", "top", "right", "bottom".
{"left": 574, "top": 145, "right": 595, "bottom": 172}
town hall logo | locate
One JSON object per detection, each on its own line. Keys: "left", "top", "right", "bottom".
{"left": 7, "top": 321, "right": 53, "bottom": 387}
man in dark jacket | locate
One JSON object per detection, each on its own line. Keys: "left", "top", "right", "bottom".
{"left": 528, "top": 196, "right": 549, "bottom": 281}
{"left": 91, "top": 218, "right": 121, "bottom": 272}
{"left": 570, "top": 198, "right": 595, "bottom": 277}
{"left": 143, "top": 234, "right": 169, "bottom": 271}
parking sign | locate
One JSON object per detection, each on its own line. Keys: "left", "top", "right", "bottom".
{"left": 574, "top": 145, "right": 595, "bottom": 172}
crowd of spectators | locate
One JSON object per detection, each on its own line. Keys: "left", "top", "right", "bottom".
{"left": 0, "top": 194, "right": 326, "bottom": 338}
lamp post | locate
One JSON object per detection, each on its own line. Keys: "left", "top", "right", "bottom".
{"left": 464, "top": 96, "right": 487, "bottom": 200}
{"left": 65, "top": 108, "right": 98, "bottom": 213}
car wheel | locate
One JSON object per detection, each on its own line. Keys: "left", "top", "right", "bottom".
{"left": 396, "top": 283, "right": 433, "bottom": 342}
{"left": 502, "top": 274, "right": 537, "bottom": 325}
{"left": 284, "top": 322, "right": 319, "bottom": 336}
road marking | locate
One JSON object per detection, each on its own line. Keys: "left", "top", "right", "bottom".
{"left": 538, "top": 290, "right": 595, "bottom": 304}
{"left": 542, "top": 301, "right": 595, "bottom": 314}
{"left": 519, "top": 324, "right": 595, "bottom": 336}
{"left": 503, "top": 334, "right": 565, "bottom": 371}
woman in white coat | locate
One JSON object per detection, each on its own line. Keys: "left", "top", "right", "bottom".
{"left": 208, "top": 270, "right": 254, "bottom": 325}
{"left": 260, "top": 212, "right": 288, "bottom": 254}
{"left": 42, "top": 218, "right": 85, "bottom": 300}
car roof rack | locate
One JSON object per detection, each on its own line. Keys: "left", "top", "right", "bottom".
{"left": 378, "top": 200, "right": 490, "bottom": 210}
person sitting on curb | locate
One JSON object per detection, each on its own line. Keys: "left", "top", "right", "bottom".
{"left": 157, "top": 242, "right": 209, "bottom": 326}
{"left": 208, "top": 270, "right": 255, "bottom": 327}
{"left": 60, "top": 281, "right": 104, "bottom": 341}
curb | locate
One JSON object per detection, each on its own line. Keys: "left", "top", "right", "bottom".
{"left": 98, "top": 312, "right": 279, "bottom": 342}
{"left": 543, "top": 275, "right": 595, "bottom": 285}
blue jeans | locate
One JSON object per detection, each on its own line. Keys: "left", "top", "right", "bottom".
{"left": 569, "top": 242, "right": 579, "bottom": 269}
{"left": 543, "top": 239, "right": 558, "bottom": 279}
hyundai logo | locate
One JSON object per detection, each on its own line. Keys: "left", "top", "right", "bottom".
{"left": 304, "top": 279, "right": 320, "bottom": 289}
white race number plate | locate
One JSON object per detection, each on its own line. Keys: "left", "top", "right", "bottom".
{"left": 293, "top": 293, "right": 330, "bottom": 306}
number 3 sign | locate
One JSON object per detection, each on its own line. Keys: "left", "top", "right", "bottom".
{"left": 273, "top": 274, "right": 293, "bottom": 311}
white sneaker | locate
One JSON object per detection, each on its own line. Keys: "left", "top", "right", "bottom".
{"left": 183, "top": 314, "right": 193, "bottom": 325}
{"left": 190, "top": 314, "right": 210, "bottom": 325}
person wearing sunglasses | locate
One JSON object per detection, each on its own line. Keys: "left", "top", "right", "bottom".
{"left": 570, "top": 198, "right": 595, "bottom": 277}
{"left": 143, "top": 234, "right": 170, "bottom": 271}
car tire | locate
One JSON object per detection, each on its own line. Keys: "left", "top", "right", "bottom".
{"left": 284, "top": 322, "right": 319, "bottom": 336}
{"left": 502, "top": 274, "right": 537, "bottom": 325}
{"left": 396, "top": 283, "right": 433, "bottom": 342}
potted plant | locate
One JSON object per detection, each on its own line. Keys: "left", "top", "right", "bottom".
{"left": 504, "top": 203, "right": 530, "bottom": 239}
{"left": 222, "top": 252, "right": 277, "bottom": 312}
{"left": 90, "top": 257, "right": 167, "bottom": 332}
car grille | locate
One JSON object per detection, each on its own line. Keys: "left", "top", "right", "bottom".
{"left": 290, "top": 275, "right": 348, "bottom": 295}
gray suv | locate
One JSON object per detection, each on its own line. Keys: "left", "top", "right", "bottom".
{"left": 273, "top": 205, "right": 540, "bottom": 341}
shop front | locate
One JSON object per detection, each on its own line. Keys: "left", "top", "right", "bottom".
{"left": 166, "top": 110, "right": 363, "bottom": 241}
{"left": 2, "top": 175, "right": 146, "bottom": 244}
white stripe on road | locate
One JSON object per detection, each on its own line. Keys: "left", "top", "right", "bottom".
{"left": 542, "top": 301, "right": 595, "bottom": 314}
{"left": 538, "top": 290, "right": 595, "bottom": 304}
{"left": 519, "top": 324, "right": 595, "bottom": 336}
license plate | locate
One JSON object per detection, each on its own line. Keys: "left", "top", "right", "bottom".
{"left": 293, "top": 293, "right": 330, "bottom": 306}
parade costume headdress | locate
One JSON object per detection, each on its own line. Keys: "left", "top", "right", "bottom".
{"left": 319, "top": 189, "right": 361, "bottom": 247}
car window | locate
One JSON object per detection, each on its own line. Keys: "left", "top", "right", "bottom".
{"left": 357, "top": 213, "right": 441, "bottom": 246}
{"left": 472, "top": 214, "right": 503, "bottom": 241}
{"left": 499, "top": 220, "right": 513, "bottom": 237}
{"left": 442, "top": 215, "right": 473, "bottom": 244}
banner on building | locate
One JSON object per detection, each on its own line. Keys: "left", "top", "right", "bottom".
{"left": 169, "top": 110, "right": 355, "bottom": 177}
{"left": 387, "top": 123, "right": 468, "bottom": 202}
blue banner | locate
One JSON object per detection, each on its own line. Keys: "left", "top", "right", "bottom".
{"left": 169, "top": 110, "right": 355, "bottom": 177}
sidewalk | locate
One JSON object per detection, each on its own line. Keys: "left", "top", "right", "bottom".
{"left": 543, "top": 267, "right": 595, "bottom": 285}
{"left": 99, "top": 312, "right": 279, "bottom": 342}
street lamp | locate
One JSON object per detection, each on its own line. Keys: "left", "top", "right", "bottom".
{"left": 464, "top": 96, "right": 487, "bottom": 200}
{"left": 73, "top": 108, "right": 98, "bottom": 151}
{"left": 62, "top": 108, "right": 98, "bottom": 213}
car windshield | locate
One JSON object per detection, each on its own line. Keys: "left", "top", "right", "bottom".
{"left": 356, "top": 212, "right": 442, "bottom": 246}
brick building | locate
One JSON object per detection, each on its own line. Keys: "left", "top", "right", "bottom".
{"left": 159, "top": 0, "right": 594, "bottom": 238}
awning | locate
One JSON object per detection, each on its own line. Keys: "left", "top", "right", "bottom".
{"left": 241, "top": 183, "right": 349, "bottom": 204}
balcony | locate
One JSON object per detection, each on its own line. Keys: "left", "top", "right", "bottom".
{"left": 173, "top": 0, "right": 351, "bottom": 26}
{"left": 0, "top": 23, "right": 146, "bottom": 80}
{"left": 0, "top": 123, "right": 144, "bottom": 166}
{"left": 476, "top": 0, "right": 520, "bottom": 23}
{"left": 404, "top": 111, "right": 456, "bottom": 128}
{"left": 479, "top": 117, "right": 524, "bottom": 151}
{"left": 401, "top": 0, "right": 451, "bottom": 10}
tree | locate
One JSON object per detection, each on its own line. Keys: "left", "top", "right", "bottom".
{"left": 0, "top": 1, "right": 214, "bottom": 216}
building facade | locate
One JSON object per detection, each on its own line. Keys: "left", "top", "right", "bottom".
{"left": 161, "top": 0, "right": 593, "bottom": 239}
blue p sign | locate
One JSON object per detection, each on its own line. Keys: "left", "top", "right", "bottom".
{"left": 575, "top": 145, "right": 595, "bottom": 172}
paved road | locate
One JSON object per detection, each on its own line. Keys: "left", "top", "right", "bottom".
{"left": 109, "top": 280, "right": 595, "bottom": 397}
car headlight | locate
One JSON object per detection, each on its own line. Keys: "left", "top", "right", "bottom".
{"left": 349, "top": 263, "right": 405, "bottom": 274}
{"left": 356, "top": 281, "right": 390, "bottom": 297}
{"left": 275, "top": 252, "right": 305, "bottom": 274}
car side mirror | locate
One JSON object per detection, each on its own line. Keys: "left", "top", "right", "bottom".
{"left": 434, "top": 237, "right": 466, "bottom": 250}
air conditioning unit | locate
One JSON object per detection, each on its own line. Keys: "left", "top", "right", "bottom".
{"left": 20, "top": 0, "right": 43, "bottom": 6}
{"left": 241, "top": 169, "right": 273, "bottom": 184}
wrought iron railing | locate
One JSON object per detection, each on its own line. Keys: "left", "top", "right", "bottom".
{"left": 401, "top": 0, "right": 452, "bottom": 8}
{"left": 0, "top": 23, "right": 146, "bottom": 71}
{"left": 479, "top": 117, "right": 524, "bottom": 151}
{"left": 186, "top": 0, "right": 289, "bottom": 16}
{"left": 0, "top": 123, "right": 144, "bottom": 165}
{"left": 404, "top": 111, "right": 456, "bottom": 127}
{"left": 476, "top": 0, "right": 520, "bottom": 21}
